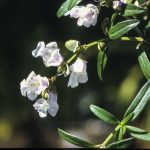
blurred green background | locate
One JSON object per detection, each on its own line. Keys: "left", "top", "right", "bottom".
{"left": 0, "top": 0, "right": 150, "bottom": 148}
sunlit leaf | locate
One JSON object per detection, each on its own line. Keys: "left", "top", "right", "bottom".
{"left": 57, "top": 0, "right": 82, "bottom": 18}
{"left": 97, "top": 46, "right": 108, "bottom": 81}
{"left": 131, "top": 132, "right": 150, "bottom": 141}
{"left": 58, "top": 128, "right": 95, "bottom": 148}
{"left": 126, "top": 125, "right": 147, "bottom": 134}
{"left": 123, "top": 80, "right": 150, "bottom": 120}
{"left": 138, "top": 51, "right": 150, "bottom": 80}
{"left": 108, "top": 19, "right": 140, "bottom": 39}
{"left": 106, "top": 138, "right": 134, "bottom": 148}
{"left": 90, "top": 105, "right": 120, "bottom": 125}
{"left": 120, "top": 3, "right": 146, "bottom": 17}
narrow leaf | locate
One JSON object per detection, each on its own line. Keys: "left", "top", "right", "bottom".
{"left": 106, "top": 138, "right": 134, "bottom": 148}
{"left": 121, "top": 113, "right": 134, "bottom": 125}
{"left": 118, "top": 126, "right": 126, "bottom": 141}
{"left": 97, "top": 46, "right": 108, "bottom": 81}
{"left": 123, "top": 80, "right": 150, "bottom": 120}
{"left": 90, "top": 105, "right": 120, "bottom": 125}
{"left": 131, "top": 132, "right": 150, "bottom": 141}
{"left": 58, "top": 128, "right": 95, "bottom": 148}
{"left": 146, "top": 21, "right": 150, "bottom": 30}
{"left": 108, "top": 19, "right": 140, "bottom": 39}
{"left": 138, "top": 51, "right": 150, "bottom": 80}
{"left": 126, "top": 125, "right": 147, "bottom": 134}
{"left": 57, "top": 0, "right": 82, "bottom": 18}
{"left": 68, "top": 0, "right": 82, "bottom": 10}
{"left": 121, "top": 3, "right": 146, "bottom": 17}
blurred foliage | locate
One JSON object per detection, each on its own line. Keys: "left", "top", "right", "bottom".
{"left": 0, "top": 0, "right": 149, "bottom": 148}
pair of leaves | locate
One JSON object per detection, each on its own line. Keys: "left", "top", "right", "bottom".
{"left": 109, "top": 19, "right": 140, "bottom": 39}
{"left": 120, "top": 3, "right": 146, "bottom": 17}
{"left": 138, "top": 51, "right": 150, "bottom": 80}
{"left": 123, "top": 80, "right": 150, "bottom": 121}
{"left": 126, "top": 126, "right": 150, "bottom": 141}
{"left": 58, "top": 105, "right": 120, "bottom": 148}
{"left": 57, "top": 0, "right": 82, "bottom": 18}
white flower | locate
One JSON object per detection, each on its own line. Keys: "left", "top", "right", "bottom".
{"left": 113, "top": 0, "right": 126, "bottom": 10}
{"left": 66, "top": 4, "right": 99, "bottom": 28}
{"left": 68, "top": 57, "right": 88, "bottom": 88}
{"left": 33, "top": 91, "right": 59, "bottom": 118}
{"left": 20, "top": 71, "right": 49, "bottom": 100}
{"left": 33, "top": 98, "right": 49, "bottom": 118}
{"left": 32, "top": 41, "right": 63, "bottom": 67}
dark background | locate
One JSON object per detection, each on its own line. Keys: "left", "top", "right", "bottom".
{"left": 0, "top": 0, "right": 150, "bottom": 148}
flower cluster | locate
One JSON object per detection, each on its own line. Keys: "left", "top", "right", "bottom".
{"left": 20, "top": 3, "right": 98, "bottom": 118}
{"left": 20, "top": 40, "right": 88, "bottom": 118}
{"left": 65, "top": 4, "right": 99, "bottom": 27}
{"left": 20, "top": 71, "right": 59, "bottom": 118}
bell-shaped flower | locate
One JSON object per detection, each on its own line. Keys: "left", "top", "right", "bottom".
{"left": 20, "top": 71, "right": 49, "bottom": 100}
{"left": 66, "top": 4, "right": 99, "bottom": 28}
{"left": 33, "top": 91, "right": 59, "bottom": 118}
{"left": 32, "top": 41, "right": 63, "bottom": 67}
{"left": 68, "top": 57, "right": 88, "bottom": 88}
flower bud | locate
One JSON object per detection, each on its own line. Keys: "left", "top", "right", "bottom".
{"left": 97, "top": 42, "right": 106, "bottom": 51}
{"left": 65, "top": 40, "right": 80, "bottom": 52}
{"left": 41, "top": 91, "right": 49, "bottom": 100}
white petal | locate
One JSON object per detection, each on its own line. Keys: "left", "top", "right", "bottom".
{"left": 47, "top": 92, "right": 59, "bottom": 117}
{"left": 32, "top": 42, "right": 45, "bottom": 58}
{"left": 20, "top": 79, "right": 27, "bottom": 96}
{"left": 36, "top": 76, "right": 49, "bottom": 94}
{"left": 71, "top": 58, "right": 86, "bottom": 73}
{"left": 27, "top": 90, "right": 38, "bottom": 101}
{"left": 45, "top": 49, "right": 63, "bottom": 67}
{"left": 26, "top": 71, "right": 36, "bottom": 81}
{"left": 69, "top": 6, "right": 81, "bottom": 18}
{"left": 46, "top": 42, "right": 58, "bottom": 50}
{"left": 78, "top": 72, "right": 88, "bottom": 83}
{"left": 68, "top": 72, "right": 79, "bottom": 88}
{"left": 33, "top": 98, "right": 49, "bottom": 118}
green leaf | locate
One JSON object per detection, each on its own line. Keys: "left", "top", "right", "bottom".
{"left": 138, "top": 51, "right": 150, "bottom": 80}
{"left": 138, "top": 0, "right": 147, "bottom": 5}
{"left": 121, "top": 113, "right": 134, "bottom": 125}
{"left": 126, "top": 125, "right": 147, "bottom": 134}
{"left": 58, "top": 128, "right": 95, "bottom": 148}
{"left": 90, "top": 105, "right": 120, "bottom": 125}
{"left": 106, "top": 138, "right": 134, "bottom": 148}
{"left": 131, "top": 132, "right": 150, "bottom": 141}
{"left": 120, "top": 3, "right": 146, "bottom": 17}
{"left": 146, "top": 21, "right": 150, "bottom": 30}
{"left": 123, "top": 80, "right": 150, "bottom": 120}
{"left": 57, "top": 0, "right": 82, "bottom": 18}
{"left": 108, "top": 19, "right": 140, "bottom": 39}
{"left": 118, "top": 126, "right": 126, "bottom": 141}
{"left": 97, "top": 46, "right": 108, "bottom": 81}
